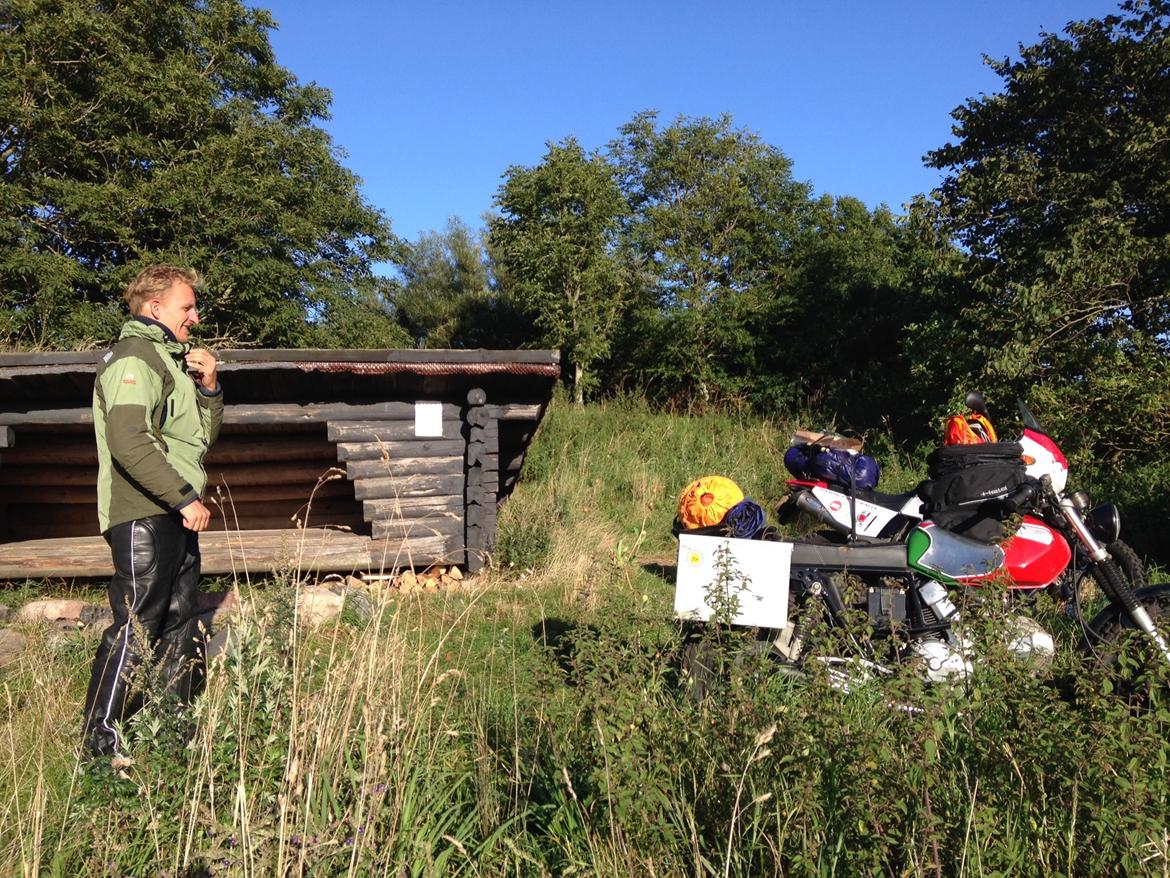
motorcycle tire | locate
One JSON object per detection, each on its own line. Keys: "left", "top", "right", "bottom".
{"left": 681, "top": 639, "right": 717, "bottom": 702}
{"left": 1081, "top": 581, "right": 1170, "bottom": 703}
{"left": 680, "top": 631, "right": 785, "bottom": 702}
{"left": 1062, "top": 540, "right": 1148, "bottom": 619}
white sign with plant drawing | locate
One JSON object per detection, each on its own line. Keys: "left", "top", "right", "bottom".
{"left": 674, "top": 535, "right": 792, "bottom": 629}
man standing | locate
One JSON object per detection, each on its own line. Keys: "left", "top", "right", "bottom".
{"left": 83, "top": 264, "right": 223, "bottom": 757}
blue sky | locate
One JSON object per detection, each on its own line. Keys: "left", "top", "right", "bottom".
{"left": 259, "top": 0, "right": 1115, "bottom": 243}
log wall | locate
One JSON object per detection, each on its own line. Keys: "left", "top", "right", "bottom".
{"left": 0, "top": 351, "right": 557, "bottom": 578}
{"left": 325, "top": 401, "right": 466, "bottom": 564}
{"left": 0, "top": 399, "right": 481, "bottom": 572}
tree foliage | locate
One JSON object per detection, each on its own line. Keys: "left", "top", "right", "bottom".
{"left": 924, "top": 0, "right": 1170, "bottom": 455}
{"left": 607, "top": 113, "right": 811, "bottom": 406}
{"left": 0, "top": 0, "right": 407, "bottom": 348}
{"left": 753, "top": 195, "right": 956, "bottom": 431}
{"left": 393, "top": 218, "right": 489, "bottom": 347}
{"left": 489, "top": 138, "right": 629, "bottom": 402}
{"left": 485, "top": 113, "right": 947, "bottom": 420}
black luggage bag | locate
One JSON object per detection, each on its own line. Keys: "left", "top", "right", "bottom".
{"left": 916, "top": 442, "right": 1028, "bottom": 543}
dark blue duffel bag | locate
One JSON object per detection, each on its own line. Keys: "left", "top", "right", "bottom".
{"left": 784, "top": 444, "right": 880, "bottom": 491}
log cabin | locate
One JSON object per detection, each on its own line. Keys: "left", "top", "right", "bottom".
{"left": 0, "top": 349, "right": 559, "bottom": 579}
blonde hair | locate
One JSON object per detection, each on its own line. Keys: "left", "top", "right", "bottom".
{"left": 123, "top": 264, "right": 201, "bottom": 315}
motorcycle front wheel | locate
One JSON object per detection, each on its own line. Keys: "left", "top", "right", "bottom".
{"left": 1082, "top": 583, "right": 1170, "bottom": 702}
{"left": 680, "top": 628, "right": 801, "bottom": 702}
{"left": 1061, "top": 540, "right": 1148, "bottom": 619}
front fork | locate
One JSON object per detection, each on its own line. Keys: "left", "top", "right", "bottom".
{"left": 1050, "top": 483, "right": 1170, "bottom": 664}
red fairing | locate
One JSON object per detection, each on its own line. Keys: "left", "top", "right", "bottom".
{"left": 999, "top": 516, "right": 1072, "bottom": 588}
{"left": 1022, "top": 428, "right": 1068, "bottom": 469}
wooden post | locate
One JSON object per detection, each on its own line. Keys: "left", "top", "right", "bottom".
{"left": 463, "top": 387, "right": 498, "bottom": 572}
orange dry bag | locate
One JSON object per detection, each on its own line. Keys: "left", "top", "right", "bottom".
{"left": 678, "top": 476, "right": 745, "bottom": 529}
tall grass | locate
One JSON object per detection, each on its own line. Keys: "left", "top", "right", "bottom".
{"left": 1, "top": 396, "right": 1168, "bottom": 876}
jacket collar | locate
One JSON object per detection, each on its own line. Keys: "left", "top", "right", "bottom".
{"left": 119, "top": 317, "right": 190, "bottom": 357}
{"left": 134, "top": 315, "right": 177, "bottom": 342}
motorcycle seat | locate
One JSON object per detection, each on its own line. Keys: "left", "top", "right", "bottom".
{"left": 790, "top": 540, "right": 911, "bottom": 573}
{"left": 853, "top": 488, "right": 920, "bottom": 511}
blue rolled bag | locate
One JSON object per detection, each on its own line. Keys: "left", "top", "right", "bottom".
{"left": 783, "top": 444, "right": 880, "bottom": 491}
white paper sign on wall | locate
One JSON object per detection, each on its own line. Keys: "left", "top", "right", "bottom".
{"left": 414, "top": 401, "right": 443, "bottom": 437}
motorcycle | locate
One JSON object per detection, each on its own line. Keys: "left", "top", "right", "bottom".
{"left": 678, "top": 400, "right": 1170, "bottom": 689}
{"left": 775, "top": 394, "right": 1148, "bottom": 618}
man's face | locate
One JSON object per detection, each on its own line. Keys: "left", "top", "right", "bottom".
{"left": 148, "top": 281, "right": 200, "bottom": 343}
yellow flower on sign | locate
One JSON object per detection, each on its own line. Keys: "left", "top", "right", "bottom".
{"left": 688, "top": 550, "right": 702, "bottom": 566}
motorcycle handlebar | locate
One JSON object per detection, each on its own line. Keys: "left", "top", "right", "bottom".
{"left": 1000, "top": 480, "right": 1039, "bottom": 514}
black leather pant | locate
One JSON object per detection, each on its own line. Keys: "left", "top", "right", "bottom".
{"left": 83, "top": 514, "right": 206, "bottom": 756}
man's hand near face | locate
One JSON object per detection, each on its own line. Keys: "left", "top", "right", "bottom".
{"left": 184, "top": 348, "right": 219, "bottom": 392}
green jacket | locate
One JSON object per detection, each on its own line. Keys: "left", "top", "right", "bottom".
{"left": 93, "top": 318, "right": 223, "bottom": 533}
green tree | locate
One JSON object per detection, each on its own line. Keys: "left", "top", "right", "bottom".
{"left": 0, "top": 0, "right": 407, "bottom": 348}
{"left": 923, "top": 0, "right": 1170, "bottom": 455}
{"left": 757, "top": 194, "right": 954, "bottom": 432}
{"left": 390, "top": 218, "right": 533, "bottom": 350}
{"left": 489, "top": 137, "right": 629, "bottom": 403}
{"left": 607, "top": 112, "right": 812, "bottom": 407}
{"left": 393, "top": 218, "right": 491, "bottom": 348}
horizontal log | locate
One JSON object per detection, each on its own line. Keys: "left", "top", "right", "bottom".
{"left": 0, "top": 352, "right": 101, "bottom": 366}
{"left": 3, "top": 519, "right": 95, "bottom": 540}
{"left": 465, "top": 477, "right": 498, "bottom": 501}
{"left": 220, "top": 401, "right": 461, "bottom": 424}
{"left": 466, "top": 505, "right": 499, "bottom": 528}
{"left": 370, "top": 510, "right": 462, "bottom": 528}
{"left": 0, "top": 460, "right": 343, "bottom": 489}
{"left": 489, "top": 403, "right": 545, "bottom": 421}
{"left": 346, "top": 455, "right": 462, "bottom": 480}
{"left": 218, "top": 421, "right": 324, "bottom": 436}
{"left": 214, "top": 349, "right": 559, "bottom": 366}
{"left": 353, "top": 473, "right": 464, "bottom": 501}
{"left": 214, "top": 497, "right": 360, "bottom": 517}
{"left": 205, "top": 436, "right": 338, "bottom": 465}
{"left": 3, "top": 485, "right": 94, "bottom": 504}
{"left": 370, "top": 515, "right": 463, "bottom": 541}
{"left": 219, "top": 514, "right": 367, "bottom": 533}
{"left": 0, "top": 402, "right": 462, "bottom": 429}
{"left": 0, "top": 436, "right": 97, "bottom": 466}
{"left": 0, "top": 408, "right": 91, "bottom": 428}
{"left": 203, "top": 479, "right": 353, "bottom": 504}
{"left": 0, "top": 465, "right": 97, "bottom": 487}
{"left": 212, "top": 529, "right": 372, "bottom": 576}
{"left": 40, "top": 507, "right": 320, "bottom": 535}
{"left": 368, "top": 533, "right": 464, "bottom": 570}
{"left": 363, "top": 495, "right": 463, "bottom": 520}
{"left": 0, "top": 528, "right": 380, "bottom": 578}
{"left": 467, "top": 458, "right": 500, "bottom": 475}
{"left": 336, "top": 439, "right": 465, "bottom": 461}
{"left": 0, "top": 504, "right": 100, "bottom": 526}
{"left": 205, "top": 461, "right": 344, "bottom": 488}
{"left": 328, "top": 421, "right": 457, "bottom": 443}
{"left": 2, "top": 476, "right": 353, "bottom": 508}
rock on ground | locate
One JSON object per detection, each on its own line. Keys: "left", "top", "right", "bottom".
{"left": 0, "top": 628, "right": 27, "bottom": 667}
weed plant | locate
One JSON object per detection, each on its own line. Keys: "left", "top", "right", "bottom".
{"left": 0, "top": 397, "right": 1167, "bottom": 875}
